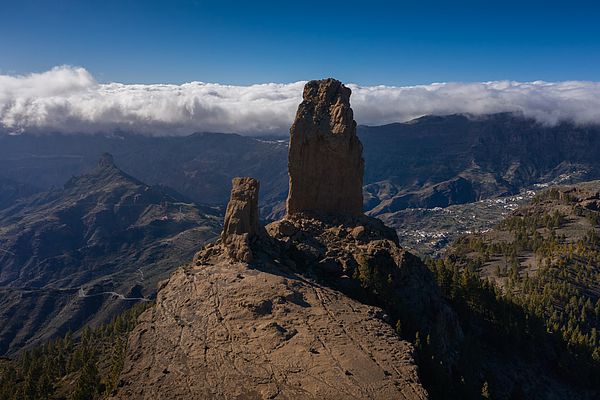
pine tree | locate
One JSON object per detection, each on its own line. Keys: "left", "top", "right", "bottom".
{"left": 70, "top": 358, "right": 100, "bottom": 400}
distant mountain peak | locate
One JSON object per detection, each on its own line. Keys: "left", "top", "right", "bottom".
{"left": 98, "top": 152, "right": 115, "bottom": 168}
{"left": 63, "top": 151, "right": 137, "bottom": 191}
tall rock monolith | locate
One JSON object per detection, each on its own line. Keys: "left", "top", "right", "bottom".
{"left": 286, "top": 78, "right": 364, "bottom": 216}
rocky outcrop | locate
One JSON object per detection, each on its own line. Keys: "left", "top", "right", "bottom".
{"left": 220, "top": 177, "right": 261, "bottom": 262}
{"left": 287, "top": 78, "right": 364, "bottom": 217}
{"left": 113, "top": 80, "right": 444, "bottom": 399}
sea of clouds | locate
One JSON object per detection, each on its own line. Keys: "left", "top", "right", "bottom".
{"left": 2, "top": 66, "right": 600, "bottom": 136}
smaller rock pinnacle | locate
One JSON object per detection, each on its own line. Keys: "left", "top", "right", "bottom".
{"left": 98, "top": 152, "right": 115, "bottom": 168}
{"left": 221, "top": 177, "right": 261, "bottom": 262}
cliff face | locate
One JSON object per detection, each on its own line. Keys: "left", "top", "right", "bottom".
{"left": 287, "top": 79, "right": 364, "bottom": 216}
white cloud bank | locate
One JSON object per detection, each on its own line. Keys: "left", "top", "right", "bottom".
{"left": 1, "top": 66, "right": 600, "bottom": 135}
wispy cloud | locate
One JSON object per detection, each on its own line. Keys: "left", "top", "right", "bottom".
{"left": 2, "top": 66, "right": 600, "bottom": 135}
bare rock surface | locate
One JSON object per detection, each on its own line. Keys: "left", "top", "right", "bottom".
{"left": 287, "top": 78, "right": 364, "bottom": 216}
{"left": 114, "top": 259, "right": 427, "bottom": 400}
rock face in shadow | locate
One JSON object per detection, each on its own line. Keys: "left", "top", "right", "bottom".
{"left": 287, "top": 78, "right": 364, "bottom": 217}
{"left": 221, "top": 177, "right": 261, "bottom": 262}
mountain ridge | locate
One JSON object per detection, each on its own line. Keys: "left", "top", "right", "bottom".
{"left": 2, "top": 113, "right": 599, "bottom": 216}
{"left": 0, "top": 154, "right": 221, "bottom": 355}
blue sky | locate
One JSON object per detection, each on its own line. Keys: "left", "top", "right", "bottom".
{"left": 1, "top": 0, "right": 599, "bottom": 85}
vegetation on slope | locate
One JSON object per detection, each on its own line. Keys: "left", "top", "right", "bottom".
{"left": 423, "top": 258, "right": 599, "bottom": 399}
{"left": 450, "top": 186, "right": 600, "bottom": 360}
{"left": 427, "top": 183, "right": 600, "bottom": 398}
{"left": 0, "top": 302, "right": 149, "bottom": 400}
{"left": 274, "top": 204, "right": 600, "bottom": 399}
